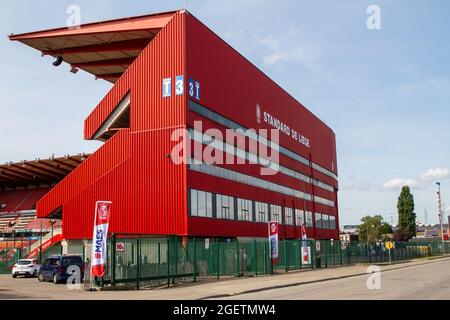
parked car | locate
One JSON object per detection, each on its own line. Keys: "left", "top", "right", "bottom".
{"left": 37, "top": 255, "right": 85, "bottom": 284}
{"left": 12, "top": 259, "right": 41, "bottom": 278}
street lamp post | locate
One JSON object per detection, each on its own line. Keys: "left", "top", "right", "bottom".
{"left": 437, "top": 182, "right": 444, "bottom": 242}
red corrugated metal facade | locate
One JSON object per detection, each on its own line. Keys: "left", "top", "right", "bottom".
{"left": 37, "top": 12, "right": 187, "bottom": 239}
{"left": 184, "top": 13, "right": 339, "bottom": 240}
{"left": 35, "top": 10, "right": 339, "bottom": 240}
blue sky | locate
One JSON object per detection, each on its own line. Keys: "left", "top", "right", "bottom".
{"left": 1, "top": 1, "right": 449, "bottom": 225}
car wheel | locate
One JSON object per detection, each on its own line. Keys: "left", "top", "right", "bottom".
{"left": 38, "top": 273, "right": 44, "bottom": 282}
{"left": 32, "top": 270, "right": 37, "bottom": 277}
{"left": 12, "top": 274, "right": 17, "bottom": 278}
{"left": 53, "top": 274, "right": 59, "bottom": 284}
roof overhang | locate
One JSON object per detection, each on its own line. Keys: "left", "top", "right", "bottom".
{"left": 9, "top": 10, "right": 178, "bottom": 83}
{"left": 0, "top": 154, "right": 90, "bottom": 190}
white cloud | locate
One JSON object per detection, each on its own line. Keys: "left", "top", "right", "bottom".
{"left": 383, "top": 167, "right": 449, "bottom": 191}
{"left": 383, "top": 178, "right": 418, "bottom": 190}
{"left": 256, "top": 28, "right": 316, "bottom": 67}
{"left": 262, "top": 48, "right": 315, "bottom": 67}
{"left": 420, "top": 167, "right": 449, "bottom": 181}
{"left": 263, "top": 51, "right": 287, "bottom": 65}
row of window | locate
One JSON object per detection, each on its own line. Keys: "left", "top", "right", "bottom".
{"left": 190, "top": 129, "right": 334, "bottom": 193}
{"left": 189, "top": 100, "right": 338, "bottom": 181}
{"left": 315, "top": 213, "right": 337, "bottom": 230}
{"left": 189, "top": 159, "right": 335, "bottom": 207}
{"left": 189, "top": 189, "right": 335, "bottom": 229}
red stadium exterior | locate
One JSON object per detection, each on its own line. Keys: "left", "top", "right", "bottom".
{"left": 11, "top": 10, "right": 339, "bottom": 241}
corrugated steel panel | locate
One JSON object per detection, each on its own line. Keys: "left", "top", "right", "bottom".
{"left": 185, "top": 13, "right": 337, "bottom": 175}
{"left": 62, "top": 158, "right": 131, "bottom": 239}
{"left": 60, "top": 128, "right": 187, "bottom": 239}
{"left": 128, "top": 129, "right": 187, "bottom": 236}
{"left": 39, "top": 12, "right": 187, "bottom": 239}
{"left": 184, "top": 12, "right": 339, "bottom": 239}
{"left": 84, "top": 71, "right": 131, "bottom": 140}
{"left": 130, "top": 12, "right": 186, "bottom": 132}
{"left": 85, "top": 12, "right": 186, "bottom": 138}
{"left": 37, "top": 129, "right": 131, "bottom": 218}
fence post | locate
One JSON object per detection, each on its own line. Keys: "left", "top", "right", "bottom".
{"left": 157, "top": 242, "right": 161, "bottom": 283}
{"left": 298, "top": 240, "right": 302, "bottom": 270}
{"left": 209, "top": 242, "right": 213, "bottom": 277}
{"left": 216, "top": 240, "right": 220, "bottom": 280}
{"left": 136, "top": 238, "right": 141, "bottom": 290}
{"left": 324, "top": 241, "right": 328, "bottom": 268}
{"left": 253, "top": 239, "right": 258, "bottom": 276}
{"left": 111, "top": 234, "right": 116, "bottom": 287}
{"left": 236, "top": 241, "right": 240, "bottom": 277}
{"left": 284, "top": 240, "right": 288, "bottom": 272}
{"left": 193, "top": 238, "right": 197, "bottom": 282}
{"left": 167, "top": 238, "right": 170, "bottom": 287}
{"left": 222, "top": 243, "right": 226, "bottom": 276}
{"left": 263, "top": 242, "right": 268, "bottom": 274}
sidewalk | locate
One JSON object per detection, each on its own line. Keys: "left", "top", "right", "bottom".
{"left": 105, "top": 254, "right": 450, "bottom": 300}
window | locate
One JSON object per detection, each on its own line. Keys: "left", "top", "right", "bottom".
{"left": 322, "top": 214, "right": 330, "bottom": 229}
{"left": 190, "top": 189, "right": 197, "bottom": 215}
{"left": 255, "top": 202, "right": 268, "bottom": 223}
{"left": 305, "top": 211, "right": 313, "bottom": 227}
{"left": 270, "top": 205, "right": 283, "bottom": 224}
{"left": 295, "top": 209, "right": 304, "bottom": 226}
{"left": 237, "top": 198, "right": 253, "bottom": 222}
{"left": 329, "top": 215, "right": 336, "bottom": 229}
{"left": 189, "top": 189, "right": 213, "bottom": 217}
{"left": 198, "top": 190, "right": 206, "bottom": 216}
{"left": 315, "top": 213, "right": 322, "bottom": 229}
{"left": 284, "top": 207, "right": 294, "bottom": 225}
{"left": 191, "top": 128, "right": 335, "bottom": 193}
{"left": 217, "top": 194, "right": 234, "bottom": 220}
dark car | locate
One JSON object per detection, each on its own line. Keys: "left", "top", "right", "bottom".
{"left": 37, "top": 255, "right": 85, "bottom": 284}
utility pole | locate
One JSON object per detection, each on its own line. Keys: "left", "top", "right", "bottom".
{"left": 424, "top": 208, "right": 428, "bottom": 226}
{"left": 436, "top": 182, "right": 444, "bottom": 242}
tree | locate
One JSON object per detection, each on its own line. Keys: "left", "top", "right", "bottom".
{"left": 397, "top": 185, "right": 416, "bottom": 238}
{"left": 379, "top": 222, "right": 393, "bottom": 235}
{"left": 359, "top": 215, "right": 388, "bottom": 241}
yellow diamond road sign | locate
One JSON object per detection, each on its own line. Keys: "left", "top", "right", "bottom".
{"left": 385, "top": 241, "right": 394, "bottom": 250}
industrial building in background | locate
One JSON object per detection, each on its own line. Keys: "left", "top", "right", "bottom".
{"left": 9, "top": 10, "right": 339, "bottom": 254}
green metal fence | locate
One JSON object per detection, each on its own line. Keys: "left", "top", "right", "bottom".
{"left": 94, "top": 236, "right": 450, "bottom": 289}
{"left": 99, "top": 237, "right": 341, "bottom": 288}
{"left": 0, "top": 244, "right": 63, "bottom": 274}
{"left": 342, "top": 240, "right": 450, "bottom": 265}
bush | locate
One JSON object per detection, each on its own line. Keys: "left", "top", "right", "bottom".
{"left": 393, "top": 228, "right": 413, "bottom": 241}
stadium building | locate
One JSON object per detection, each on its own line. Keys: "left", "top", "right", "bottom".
{"left": 9, "top": 10, "right": 339, "bottom": 250}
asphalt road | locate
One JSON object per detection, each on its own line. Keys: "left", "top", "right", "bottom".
{"left": 218, "top": 258, "right": 450, "bottom": 300}
{"left": 1, "top": 258, "right": 450, "bottom": 299}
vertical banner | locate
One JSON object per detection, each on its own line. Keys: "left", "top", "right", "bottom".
{"left": 90, "top": 201, "right": 112, "bottom": 278}
{"left": 302, "top": 246, "right": 311, "bottom": 264}
{"left": 300, "top": 222, "right": 310, "bottom": 264}
{"left": 300, "top": 223, "right": 308, "bottom": 245}
{"left": 268, "top": 221, "right": 279, "bottom": 264}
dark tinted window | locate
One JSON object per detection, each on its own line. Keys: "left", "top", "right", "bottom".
{"left": 62, "top": 257, "right": 82, "bottom": 267}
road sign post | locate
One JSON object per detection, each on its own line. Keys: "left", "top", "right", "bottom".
{"left": 385, "top": 241, "right": 393, "bottom": 265}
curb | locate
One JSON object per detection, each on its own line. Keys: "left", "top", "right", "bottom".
{"left": 200, "top": 256, "right": 450, "bottom": 300}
